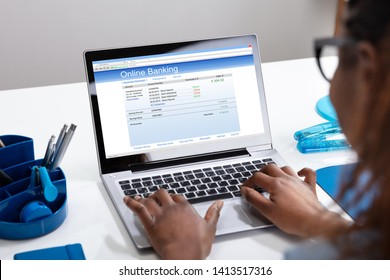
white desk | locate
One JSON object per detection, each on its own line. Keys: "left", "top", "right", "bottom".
{"left": 0, "top": 58, "right": 357, "bottom": 260}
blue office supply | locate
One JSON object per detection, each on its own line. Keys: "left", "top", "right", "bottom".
{"left": 14, "top": 243, "right": 86, "bottom": 260}
{"left": 316, "top": 95, "right": 338, "bottom": 122}
{"left": 38, "top": 166, "right": 58, "bottom": 202}
{"left": 293, "top": 121, "right": 340, "bottom": 140}
{"left": 316, "top": 163, "right": 373, "bottom": 220}
{"left": 0, "top": 134, "right": 68, "bottom": 240}
{"left": 294, "top": 120, "right": 351, "bottom": 153}
{"left": 297, "top": 134, "right": 351, "bottom": 153}
{"left": 20, "top": 200, "right": 52, "bottom": 222}
{"left": 0, "top": 135, "right": 34, "bottom": 169}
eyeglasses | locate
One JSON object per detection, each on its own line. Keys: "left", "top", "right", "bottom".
{"left": 314, "top": 37, "right": 357, "bottom": 82}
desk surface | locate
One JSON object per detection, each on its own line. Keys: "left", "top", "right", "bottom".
{"left": 0, "top": 57, "right": 357, "bottom": 260}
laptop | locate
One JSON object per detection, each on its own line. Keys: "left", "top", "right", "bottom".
{"left": 84, "top": 34, "right": 288, "bottom": 249}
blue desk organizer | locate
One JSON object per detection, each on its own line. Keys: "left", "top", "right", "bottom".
{"left": 0, "top": 135, "right": 68, "bottom": 239}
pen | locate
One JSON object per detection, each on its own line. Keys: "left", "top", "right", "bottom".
{"left": 49, "top": 124, "right": 68, "bottom": 165}
{"left": 42, "top": 135, "right": 56, "bottom": 167}
{"left": 0, "top": 169, "right": 14, "bottom": 187}
{"left": 0, "top": 138, "right": 5, "bottom": 148}
{"left": 48, "top": 124, "right": 77, "bottom": 170}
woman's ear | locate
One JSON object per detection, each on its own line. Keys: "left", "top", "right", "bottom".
{"left": 356, "top": 41, "right": 379, "bottom": 81}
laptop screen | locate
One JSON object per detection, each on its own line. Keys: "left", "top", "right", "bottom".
{"left": 85, "top": 35, "right": 272, "bottom": 173}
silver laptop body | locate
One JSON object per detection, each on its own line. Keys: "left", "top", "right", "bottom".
{"left": 84, "top": 34, "right": 288, "bottom": 249}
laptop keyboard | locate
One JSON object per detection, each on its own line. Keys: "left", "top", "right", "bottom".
{"left": 119, "top": 158, "right": 275, "bottom": 204}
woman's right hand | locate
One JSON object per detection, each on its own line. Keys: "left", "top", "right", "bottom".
{"left": 241, "top": 164, "right": 351, "bottom": 238}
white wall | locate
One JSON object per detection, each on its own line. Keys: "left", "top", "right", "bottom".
{"left": 0, "top": 0, "right": 337, "bottom": 90}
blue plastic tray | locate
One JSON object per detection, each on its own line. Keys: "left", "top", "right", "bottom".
{"left": 0, "top": 135, "right": 68, "bottom": 240}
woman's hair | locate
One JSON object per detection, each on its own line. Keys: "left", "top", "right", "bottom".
{"left": 337, "top": 0, "right": 390, "bottom": 259}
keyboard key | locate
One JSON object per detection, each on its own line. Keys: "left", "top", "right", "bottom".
{"left": 235, "top": 166, "right": 246, "bottom": 172}
{"left": 207, "top": 182, "right": 218, "bottom": 188}
{"left": 174, "top": 176, "right": 185, "bottom": 182}
{"left": 120, "top": 184, "right": 131, "bottom": 190}
{"left": 232, "top": 191, "right": 242, "bottom": 197}
{"left": 228, "top": 179, "right": 239, "bottom": 185}
{"left": 218, "top": 181, "right": 228, "bottom": 187}
{"left": 206, "top": 189, "right": 217, "bottom": 195}
{"left": 195, "top": 172, "right": 206, "bottom": 178}
{"left": 185, "top": 192, "right": 196, "bottom": 199}
{"left": 228, "top": 185, "right": 239, "bottom": 192}
{"left": 217, "top": 187, "right": 228, "bottom": 193}
{"left": 124, "top": 189, "right": 137, "bottom": 196}
{"left": 176, "top": 188, "right": 186, "bottom": 194}
{"left": 132, "top": 182, "right": 142, "bottom": 189}
{"left": 164, "top": 177, "right": 175, "bottom": 183}
{"left": 148, "top": 186, "right": 158, "bottom": 192}
{"left": 142, "top": 181, "right": 153, "bottom": 187}
{"left": 221, "top": 174, "right": 232, "bottom": 180}
{"left": 196, "top": 190, "right": 207, "bottom": 197}
{"left": 119, "top": 180, "right": 130, "bottom": 185}
{"left": 185, "top": 174, "right": 195, "bottom": 180}
{"left": 180, "top": 181, "right": 191, "bottom": 187}
{"left": 153, "top": 179, "right": 164, "bottom": 185}
{"left": 245, "top": 165, "right": 257, "bottom": 171}
{"left": 186, "top": 186, "right": 197, "bottom": 192}
{"left": 170, "top": 182, "right": 180, "bottom": 189}
{"left": 137, "top": 188, "right": 148, "bottom": 194}
{"left": 201, "top": 177, "right": 212, "bottom": 183}
{"left": 191, "top": 179, "right": 201, "bottom": 185}
{"left": 254, "top": 163, "right": 266, "bottom": 169}
{"left": 211, "top": 176, "right": 222, "bottom": 182}
{"left": 215, "top": 169, "right": 226, "bottom": 175}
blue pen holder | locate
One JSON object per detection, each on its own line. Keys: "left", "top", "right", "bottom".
{"left": 0, "top": 135, "right": 68, "bottom": 239}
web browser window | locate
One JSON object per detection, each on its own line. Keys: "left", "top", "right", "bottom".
{"left": 92, "top": 45, "right": 264, "bottom": 158}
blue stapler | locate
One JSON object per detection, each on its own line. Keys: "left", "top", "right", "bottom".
{"left": 294, "top": 122, "right": 351, "bottom": 153}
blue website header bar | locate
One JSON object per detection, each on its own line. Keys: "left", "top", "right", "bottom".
{"left": 94, "top": 55, "right": 254, "bottom": 83}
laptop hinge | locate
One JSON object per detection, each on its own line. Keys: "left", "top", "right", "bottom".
{"left": 130, "top": 148, "right": 250, "bottom": 173}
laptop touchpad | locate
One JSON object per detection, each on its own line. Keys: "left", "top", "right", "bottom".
{"left": 196, "top": 202, "right": 259, "bottom": 234}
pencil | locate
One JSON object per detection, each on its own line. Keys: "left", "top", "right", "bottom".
{"left": 0, "top": 138, "right": 5, "bottom": 148}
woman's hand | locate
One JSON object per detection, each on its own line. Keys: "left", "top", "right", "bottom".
{"left": 124, "top": 189, "right": 223, "bottom": 259}
{"left": 241, "top": 164, "right": 350, "bottom": 238}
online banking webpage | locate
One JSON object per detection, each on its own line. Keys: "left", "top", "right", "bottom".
{"left": 93, "top": 46, "right": 265, "bottom": 158}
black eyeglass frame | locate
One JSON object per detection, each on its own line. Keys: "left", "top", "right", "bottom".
{"left": 314, "top": 37, "right": 357, "bottom": 82}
